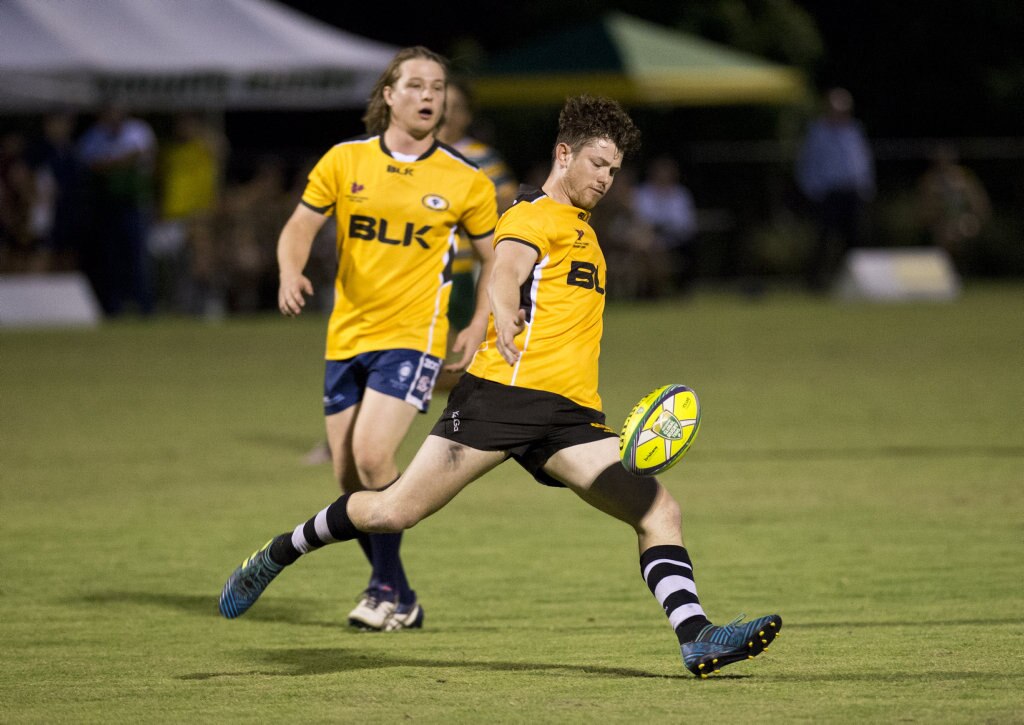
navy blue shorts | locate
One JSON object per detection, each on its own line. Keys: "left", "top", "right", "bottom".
{"left": 323, "top": 349, "right": 443, "bottom": 415}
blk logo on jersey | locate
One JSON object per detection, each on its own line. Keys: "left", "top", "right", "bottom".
{"left": 349, "top": 215, "right": 431, "bottom": 249}
{"left": 566, "top": 260, "right": 605, "bottom": 294}
{"left": 387, "top": 165, "right": 413, "bottom": 175}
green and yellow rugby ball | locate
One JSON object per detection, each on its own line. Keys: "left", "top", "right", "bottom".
{"left": 619, "top": 384, "right": 701, "bottom": 476}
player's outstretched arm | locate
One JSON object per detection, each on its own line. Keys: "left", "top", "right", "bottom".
{"left": 277, "top": 204, "right": 327, "bottom": 317}
{"left": 489, "top": 240, "right": 536, "bottom": 366}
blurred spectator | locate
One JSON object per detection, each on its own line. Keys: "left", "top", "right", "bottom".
{"left": 916, "top": 143, "right": 991, "bottom": 273}
{"left": 633, "top": 155, "right": 699, "bottom": 295}
{"left": 589, "top": 165, "right": 669, "bottom": 300}
{"left": 77, "top": 106, "right": 157, "bottom": 316}
{"left": 26, "top": 114, "right": 82, "bottom": 272}
{"left": 218, "top": 157, "right": 291, "bottom": 312}
{"left": 796, "top": 87, "right": 875, "bottom": 292}
{"left": 523, "top": 161, "right": 550, "bottom": 189}
{"left": 152, "top": 113, "right": 227, "bottom": 316}
{"left": 0, "top": 132, "right": 39, "bottom": 271}
{"left": 0, "top": 132, "right": 56, "bottom": 272}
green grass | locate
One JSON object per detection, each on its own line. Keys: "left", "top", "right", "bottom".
{"left": 2, "top": 283, "right": 1023, "bottom": 722}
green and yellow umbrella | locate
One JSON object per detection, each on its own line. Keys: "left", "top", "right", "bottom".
{"left": 474, "top": 12, "right": 806, "bottom": 107}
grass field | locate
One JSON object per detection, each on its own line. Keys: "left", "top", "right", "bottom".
{"left": 2, "top": 283, "right": 1022, "bottom": 722}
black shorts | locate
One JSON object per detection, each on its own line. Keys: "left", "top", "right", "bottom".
{"left": 431, "top": 373, "right": 618, "bottom": 487}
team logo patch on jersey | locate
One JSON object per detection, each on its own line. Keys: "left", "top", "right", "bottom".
{"left": 422, "top": 194, "right": 450, "bottom": 211}
{"left": 346, "top": 181, "right": 368, "bottom": 203}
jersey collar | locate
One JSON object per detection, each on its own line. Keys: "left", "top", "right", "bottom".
{"left": 378, "top": 135, "right": 439, "bottom": 161}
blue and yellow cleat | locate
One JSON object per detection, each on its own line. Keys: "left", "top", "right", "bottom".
{"left": 681, "top": 613, "right": 782, "bottom": 678}
{"left": 218, "top": 539, "right": 284, "bottom": 619}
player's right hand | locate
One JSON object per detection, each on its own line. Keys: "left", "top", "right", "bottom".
{"left": 495, "top": 308, "right": 526, "bottom": 366}
{"left": 279, "top": 274, "right": 313, "bottom": 317}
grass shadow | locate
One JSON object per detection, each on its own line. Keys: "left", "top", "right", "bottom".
{"left": 72, "top": 591, "right": 653, "bottom": 634}
{"left": 180, "top": 646, "right": 700, "bottom": 681}
{"left": 75, "top": 590, "right": 336, "bottom": 627}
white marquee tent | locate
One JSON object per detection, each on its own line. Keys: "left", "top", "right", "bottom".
{"left": 0, "top": 0, "right": 398, "bottom": 111}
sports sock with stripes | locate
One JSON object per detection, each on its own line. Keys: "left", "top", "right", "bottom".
{"left": 268, "top": 493, "right": 359, "bottom": 566}
{"left": 640, "top": 544, "right": 711, "bottom": 644}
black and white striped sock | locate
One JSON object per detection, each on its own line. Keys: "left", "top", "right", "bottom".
{"left": 640, "top": 544, "right": 711, "bottom": 644}
{"left": 268, "top": 493, "right": 359, "bottom": 566}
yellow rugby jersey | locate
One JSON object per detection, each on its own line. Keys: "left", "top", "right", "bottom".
{"left": 468, "top": 189, "right": 606, "bottom": 411}
{"left": 302, "top": 136, "right": 497, "bottom": 359}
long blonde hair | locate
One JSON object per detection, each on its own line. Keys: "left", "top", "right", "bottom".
{"left": 362, "top": 46, "right": 450, "bottom": 135}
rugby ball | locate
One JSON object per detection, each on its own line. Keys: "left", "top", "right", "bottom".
{"left": 619, "top": 384, "right": 701, "bottom": 476}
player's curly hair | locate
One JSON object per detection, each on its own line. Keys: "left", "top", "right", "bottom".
{"left": 555, "top": 95, "right": 641, "bottom": 158}
{"left": 362, "top": 46, "right": 450, "bottom": 136}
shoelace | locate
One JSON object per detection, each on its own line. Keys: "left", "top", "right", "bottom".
{"left": 694, "top": 614, "right": 749, "bottom": 645}
{"left": 721, "top": 613, "right": 746, "bottom": 631}
{"left": 357, "top": 590, "right": 397, "bottom": 610}
{"left": 355, "top": 590, "right": 379, "bottom": 606}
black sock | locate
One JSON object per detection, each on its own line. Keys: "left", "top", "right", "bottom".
{"left": 266, "top": 493, "right": 360, "bottom": 566}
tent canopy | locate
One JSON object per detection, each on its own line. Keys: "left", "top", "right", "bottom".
{"left": 0, "top": 0, "right": 397, "bottom": 111}
{"left": 474, "top": 12, "right": 806, "bottom": 107}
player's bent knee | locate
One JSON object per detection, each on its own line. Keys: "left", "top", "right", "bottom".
{"left": 373, "top": 507, "right": 421, "bottom": 533}
{"left": 639, "top": 489, "right": 681, "bottom": 537}
{"left": 358, "top": 489, "right": 422, "bottom": 532}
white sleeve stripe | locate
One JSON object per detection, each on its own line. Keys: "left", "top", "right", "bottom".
{"left": 510, "top": 255, "right": 549, "bottom": 385}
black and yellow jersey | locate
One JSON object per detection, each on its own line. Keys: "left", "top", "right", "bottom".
{"left": 468, "top": 188, "right": 605, "bottom": 411}
{"left": 302, "top": 135, "right": 497, "bottom": 360}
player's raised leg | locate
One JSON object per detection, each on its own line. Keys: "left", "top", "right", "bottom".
{"left": 542, "top": 437, "right": 781, "bottom": 678}
{"left": 218, "top": 436, "right": 505, "bottom": 619}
